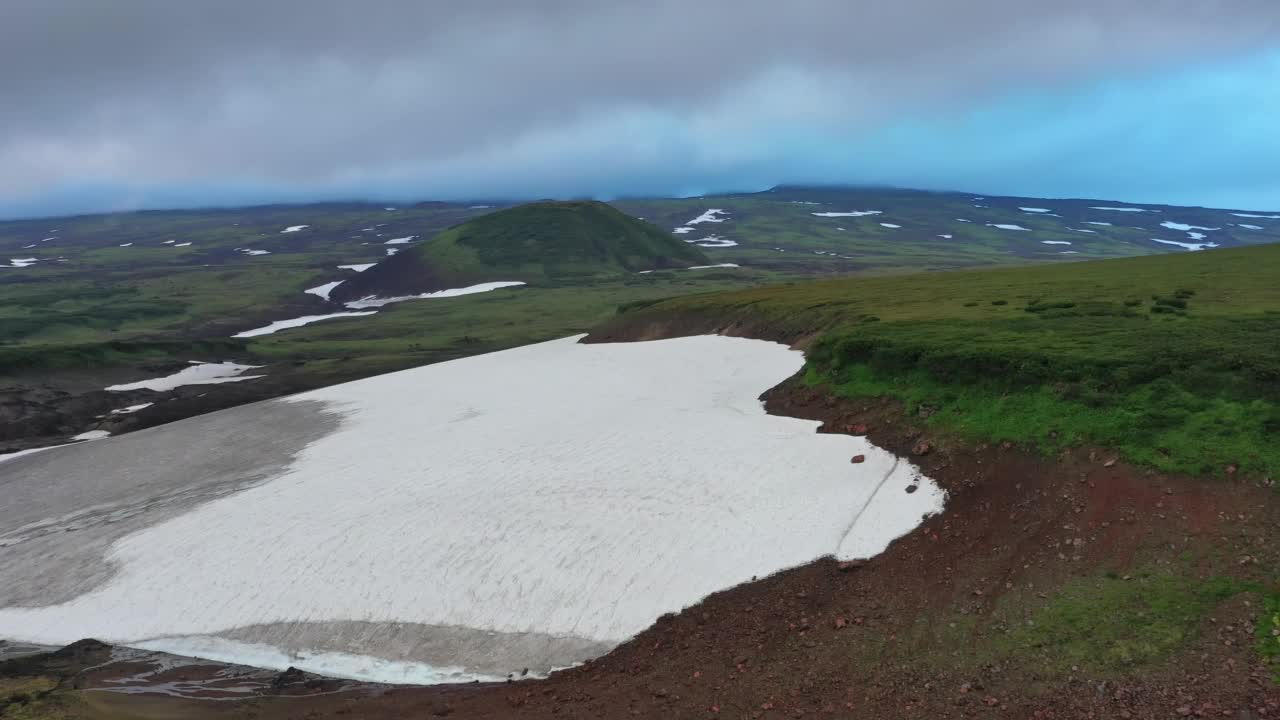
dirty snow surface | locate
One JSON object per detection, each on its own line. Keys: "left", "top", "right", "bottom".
{"left": 106, "top": 362, "right": 264, "bottom": 392}
{"left": 0, "top": 336, "right": 943, "bottom": 685}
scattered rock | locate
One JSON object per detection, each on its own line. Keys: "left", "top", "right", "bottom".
{"left": 1103, "top": 458, "right": 1117, "bottom": 467}
{"left": 905, "top": 485, "right": 918, "bottom": 494}
{"left": 837, "top": 560, "right": 864, "bottom": 572}
{"left": 911, "top": 442, "right": 932, "bottom": 456}
{"left": 273, "top": 666, "right": 309, "bottom": 688}
{"left": 850, "top": 454, "right": 866, "bottom": 464}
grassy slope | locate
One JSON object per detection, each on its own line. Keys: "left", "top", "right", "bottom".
{"left": 249, "top": 269, "right": 771, "bottom": 382}
{"left": 331, "top": 201, "right": 710, "bottom": 300}
{"left": 607, "top": 244, "right": 1280, "bottom": 477}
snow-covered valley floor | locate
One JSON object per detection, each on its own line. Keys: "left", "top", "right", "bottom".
{"left": 0, "top": 335, "right": 944, "bottom": 684}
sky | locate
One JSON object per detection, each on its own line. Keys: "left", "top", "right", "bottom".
{"left": 3, "top": 0, "right": 1280, "bottom": 218}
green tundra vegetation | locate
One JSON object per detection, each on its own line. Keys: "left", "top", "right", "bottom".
{"left": 617, "top": 242, "right": 1280, "bottom": 477}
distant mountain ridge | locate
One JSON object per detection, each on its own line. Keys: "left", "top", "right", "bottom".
{"left": 330, "top": 200, "right": 709, "bottom": 303}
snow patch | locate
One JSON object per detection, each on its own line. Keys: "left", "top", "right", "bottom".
{"left": 1082, "top": 221, "right": 1113, "bottom": 226}
{"left": 1019, "top": 207, "right": 1053, "bottom": 213}
{"left": 241, "top": 249, "right": 271, "bottom": 256}
{"left": 305, "top": 281, "right": 345, "bottom": 301}
{"left": 2, "top": 258, "right": 39, "bottom": 268}
{"left": 1160, "top": 221, "right": 1219, "bottom": 232}
{"left": 955, "top": 218, "right": 972, "bottom": 223}
{"left": 338, "top": 263, "right": 376, "bottom": 272}
{"left": 879, "top": 223, "right": 901, "bottom": 229}
{"left": 386, "top": 248, "right": 399, "bottom": 256}
{"left": 672, "top": 227, "right": 693, "bottom": 234}
{"left": 1152, "top": 238, "right": 1220, "bottom": 252}
{"left": 1230, "top": 213, "right": 1280, "bottom": 219}
{"left": 1089, "top": 206, "right": 1154, "bottom": 213}
{"left": 106, "top": 362, "right": 265, "bottom": 391}
{"left": 811, "top": 210, "right": 882, "bottom": 218}
{"left": 686, "top": 209, "right": 729, "bottom": 225}
{"left": 119, "top": 243, "right": 133, "bottom": 247}
{"left": 1041, "top": 240, "right": 1072, "bottom": 245}
{"left": 686, "top": 263, "right": 741, "bottom": 270}
{"left": 174, "top": 242, "right": 192, "bottom": 247}
{"left": 71, "top": 430, "right": 111, "bottom": 442}
{"left": 987, "top": 224, "right": 1031, "bottom": 231}
{"left": 281, "top": 225, "right": 309, "bottom": 233}
{"left": 384, "top": 236, "right": 417, "bottom": 245}
{"left": 937, "top": 234, "right": 953, "bottom": 239}
{"left": 1068, "top": 228, "right": 1098, "bottom": 234}
{"left": 689, "top": 236, "right": 738, "bottom": 248}
{"left": 233, "top": 313, "right": 378, "bottom": 338}
{"left": 1235, "top": 224, "right": 1263, "bottom": 230}
{"left": 344, "top": 281, "right": 527, "bottom": 310}
{"left": 110, "top": 403, "right": 154, "bottom": 415}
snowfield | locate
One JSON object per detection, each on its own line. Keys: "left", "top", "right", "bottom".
{"left": 106, "top": 362, "right": 264, "bottom": 392}
{"left": 0, "top": 336, "right": 943, "bottom": 684}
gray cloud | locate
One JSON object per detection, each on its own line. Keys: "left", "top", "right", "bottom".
{"left": 3, "top": 0, "right": 1279, "bottom": 202}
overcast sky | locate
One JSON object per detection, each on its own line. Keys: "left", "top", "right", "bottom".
{"left": 3, "top": 0, "right": 1280, "bottom": 217}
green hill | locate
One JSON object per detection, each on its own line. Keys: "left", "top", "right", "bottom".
{"left": 331, "top": 201, "right": 709, "bottom": 302}
{"left": 593, "top": 243, "right": 1280, "bottom": 477}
